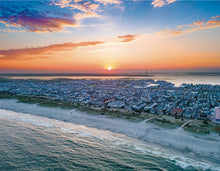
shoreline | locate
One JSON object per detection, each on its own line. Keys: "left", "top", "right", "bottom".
{"left": 0, "top": 99, "right": 220, "bottom": 168}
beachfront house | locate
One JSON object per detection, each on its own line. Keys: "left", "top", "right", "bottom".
{"left": 171, "top": 108, "right": 183, "bottom": 117}
{"left": 213, "top": 107, "right": 220, "bottom": 124}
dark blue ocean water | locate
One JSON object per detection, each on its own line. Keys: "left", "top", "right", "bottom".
{"left": 0, "top": 109, "right": 219, "bottom": 171}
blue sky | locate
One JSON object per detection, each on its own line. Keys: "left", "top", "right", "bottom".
{"left": 0, "top": 0, "right": 219, "bottom": 72}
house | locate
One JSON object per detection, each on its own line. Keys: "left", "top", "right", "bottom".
{"left": 107, "top": 101, "right": 125, "bottom": 108}
{"left": 144, "top": 103, "right": 157, "bottom": 112}
{"left": 183, "top": 110, "right": 192, "bottom": 118}
{"left": 132, "top": 103, "right": 146, "bottom": 112}
{"left": 171, "top": 108, "right": 183, "bottom": 117}
{"left": 213, "top": 107, "right": 220, "bottom": 124}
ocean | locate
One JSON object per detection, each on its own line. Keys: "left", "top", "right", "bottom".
{"left": 1, "top": 72, "right": 220, "bottom": 86}
{"left": 0, "top": 109, "right": 203, "bottom": 171}
{"left": 0, "top": 107, "right": 219, "bottom": 171}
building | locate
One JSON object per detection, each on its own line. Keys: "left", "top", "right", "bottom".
{"left": 213, "top": 107, "right": 220, "bottom": 124}
{"left": 171, "top": 108, "right": 183, "bottom": 117}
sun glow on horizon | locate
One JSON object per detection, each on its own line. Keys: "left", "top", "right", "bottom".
{"left": 108, "top": 67, "right": 112, "bottom": 71}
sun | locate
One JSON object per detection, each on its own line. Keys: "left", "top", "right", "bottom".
{"left": 107, "top": 67, "right": 112, "bottom": 71}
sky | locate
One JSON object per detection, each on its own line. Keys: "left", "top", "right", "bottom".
{"left": 0, "top": 0, "right": 219, "bottom": 73}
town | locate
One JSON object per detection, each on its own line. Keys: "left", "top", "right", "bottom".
{"left": 0, "top": 78, "right": 219, "bottom": 123}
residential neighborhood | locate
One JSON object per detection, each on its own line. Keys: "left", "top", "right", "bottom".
{"left": 0, "top": 78, "right": 219, "bottom": 122}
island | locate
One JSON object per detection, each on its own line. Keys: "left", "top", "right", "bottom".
{"left": 0, "top": 78, "right": 219, "bottom": 134}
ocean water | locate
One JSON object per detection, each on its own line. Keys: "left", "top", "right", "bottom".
{"left": 2, "top": 73, "right": 220, "bottom": 86}
{"left": 0, "top": 109, "right": 219, "bottom": 171}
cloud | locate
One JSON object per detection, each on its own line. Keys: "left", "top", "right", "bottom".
{"left": 54, "top": 1, "right": 101, "bottom": 21}
{"left": 0, "top": 6, "right": 77, "bottom": 32}
{"left": 95, "top": 0, "right": 121, "bottom": 5}
{"left": 117, "top": 34, "right": 139, "bottom": 43}
{"left": 0, "top": 0, "right": 123, "bottom": 32}
{"left": 0, "top": 29, "right": 26, "bottom": 33}
{"left": 0, "top": 41, "right": 104, "bottom": 60}
{"left": 160, "top": 15, "right": 220, "bottom": 36}
{"left": 151, "top": 0, "right": 177, "bottom": 7}
{"left": 53, "top": 0, "right": 99, "bottom": 12}
{"left": 54, "top": 0, "right": 121, "bottom": 7}
{"left": 52, "top": 0, "right": 122, "bottom": 20}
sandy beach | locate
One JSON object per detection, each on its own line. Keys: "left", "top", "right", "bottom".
{"left": 0, "top": 99, "right": 220, "bottom": 168}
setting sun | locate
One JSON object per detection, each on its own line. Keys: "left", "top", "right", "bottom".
{"left": 108, "top": 67, "right": 112, "bottom": 71}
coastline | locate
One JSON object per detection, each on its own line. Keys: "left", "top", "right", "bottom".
{"left": 1, "top": 92, "right": 219, "bottom": 135}
{"left": 0, "top": 99, "right": 220, "bottom": 168}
